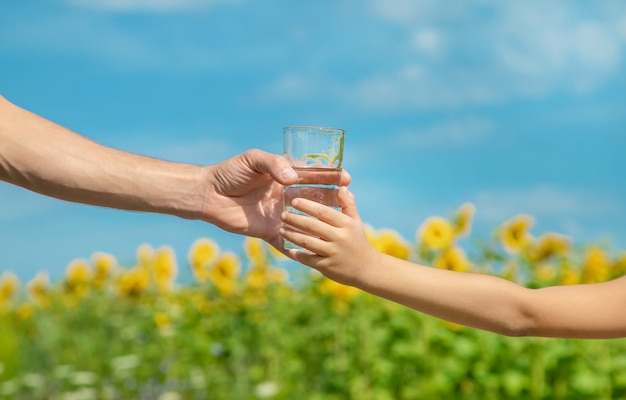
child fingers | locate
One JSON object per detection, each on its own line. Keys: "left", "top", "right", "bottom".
{"left": 288, "top": 198, "right": 342, "bottom": 225}
{"left": 280, "top": 228, "right": 329, "bottom": 256}
{"left": 281, "top": 211, "right": 334, "bottom": 239}
{"left": 338, "top": 187, "right": 361, "bottom": 221}
{"left": 293, "top": 250, "right": 324, "bottom": 271}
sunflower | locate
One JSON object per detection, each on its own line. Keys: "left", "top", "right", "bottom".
{"left": 27, "top": 272, "right": 50, "bottom": 306}
{"left": 0, "top": 271, "right": 19, "bottom": 304}
{"left": 188, "top": 238, "right": 220, "bottom": 282}
{"left": 499, "top": 215, "right": 534, "bottom": 254}
{"left": 433, "top": 246, "right": 470, "bottom": 272}
{"left": 557, "top": 260, "right": 581, "bottom": 286}
{"left": 136, "top": 243, "right": 155, "bottom": 269}
{"left": 210, "top": 252, "right": 241, "bottom": 296}
{"left": 527, "top": 233, "right": 570, "bottom": 263}
{"left": 65, "top": 259, "right": 92, "bottom": 295}
{"left": 418, "top": 216, "right": 455, "bottom": 250}
{"left": 91, "top": 252, "right": 117, "bottom": 288}
{"left": 453, "top": 202, "right": 476, "bottom": 238}
{"left": 245, "top": 237, "right": 267, "bottom": 267}
{"left": 581, "top": 247, "right": 610, "bottom": 283}
{"left": 368, "top": 228, "right": 411, "bottom": 260}
{"left": 319, "top": 278, "right": 360, "bottom": 303}
{"left": 152, "top": 246, "right": 178, "bottom": 292}
{"left": 116, "top": 268, "right": 150, "bottom": 298}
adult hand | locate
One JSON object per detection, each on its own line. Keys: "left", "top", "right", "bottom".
{"left": 201, "top": 149, "right": 352, "bottom": 254}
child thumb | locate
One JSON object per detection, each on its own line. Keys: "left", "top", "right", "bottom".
{"left": 339, "top": 186, "right": 360, "bottom": 221}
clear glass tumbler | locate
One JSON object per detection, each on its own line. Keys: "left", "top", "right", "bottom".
{"left": 283, "top": 126, "right": 345, "bottom": 250}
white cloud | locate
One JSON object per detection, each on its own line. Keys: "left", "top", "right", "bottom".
{"left": 394, "top": 118, "right": 493, "bottom": 149}
{"left": 411, "top": 28, "right": 443, "bottom": 56}
{"left": 493, "top": 6, "right": 623, "bottom": 95}
{"left": 472, "top": 185, "right": 623, "bottom": 225}
{"left": 0, "top": 9, "right": 225, "bottom": 72}
{"left": 369, "top": 0, "right": 438, "bottom": 24}
{"left": 351, "top": 67, "right": 504, "bottom": 111}
{"left": 262, "top": 74, "right": 329, "bottom": 102}
{"left": 355, "top": 0, "right": 626, "bottom": 111}
{"left": 65, "top": 0, "right": 240, "bottom": 12}
{"left": 258, "top": 73, "right": 351, "bottom": 107}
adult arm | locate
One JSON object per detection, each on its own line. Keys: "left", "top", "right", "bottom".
{"left": 0, "top": 95, "right": 352, "bottom": 252}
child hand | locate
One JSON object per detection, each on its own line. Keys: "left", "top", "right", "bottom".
{"left": 280, "top": 187, "right": 381, "bottom": 287}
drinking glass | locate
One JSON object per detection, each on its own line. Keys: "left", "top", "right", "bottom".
{"left": 283, "top": 126, "right": 345, "bottom": 250}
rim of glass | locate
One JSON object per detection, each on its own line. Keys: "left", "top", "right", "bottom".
{"left": 284, "top": 126, "right": 345, "bottom": 134}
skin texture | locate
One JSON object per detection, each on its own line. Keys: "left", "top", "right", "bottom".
{"left": 281, "top": 187, "right": 626, "bottom": 339}
{"left": 0, "top": 95, "right": 351, "bottom": 254}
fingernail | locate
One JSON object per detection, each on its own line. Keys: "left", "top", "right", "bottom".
{"left": 281, "top": 168, "right": 297, "bottom": 181}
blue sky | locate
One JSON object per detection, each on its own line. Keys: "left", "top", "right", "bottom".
{"left": 1, "top": 0, "right": 625, "bottom": 282}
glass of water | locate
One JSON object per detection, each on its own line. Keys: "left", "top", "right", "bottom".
{"left": 283, "top": 126, "right": 345, "bottom": 250}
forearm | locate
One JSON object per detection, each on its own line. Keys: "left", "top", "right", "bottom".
{"left": 0, "top": 95, "right": 206, "bottom": 219}
{"left": 357, "top": 253, "right": 534, "bottom": 336}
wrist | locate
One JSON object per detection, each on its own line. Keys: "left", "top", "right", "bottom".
{"left": 351, "top": 249, "right": 388, "bottom": 291}
{"left": 175, "top": 164, "right": 214, "bottom": 221}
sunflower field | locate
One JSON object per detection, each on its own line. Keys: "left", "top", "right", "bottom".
{"left": 2, "top": 203, "right": 626, "bottom": 399}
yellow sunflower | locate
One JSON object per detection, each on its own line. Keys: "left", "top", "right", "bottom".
{"left": 433, "top": 246, "right": 470, "bottom": 272}
{"left": 581, "top": 247, "right": 610, "bottom": 284}
{"left": 188, "top": 238, "right": 220, "bottom": 282}
{"left": 65, "top": 259, "right": 92, "bottom": 295}
{"left": 152, "top": 246, "right": 178, "bottom": 292}
{"left": 527, "top": 233, "right": 570, "bottom": 263}
{"left": 499, "top": 215, "right": 534, "bottom": 254}
{"left": 136, "top": 243, "right": 155, "bottom": 269}
{"left": 91, "top": 252, "right": 117, "bottom": 288}
{"left": 368, "top": 228, "right": 411, "bottom": 260}
{"left": 319, "top": 278, "right": 360, "bottom": 303}
{"left": 453, "top": 202, "right": 476, "bottom": 238}
{"left": 27, "top": 272, "right": 50, "bottom": 306}
{"left": 0, "top": 271, "right": 20, "bottom": 304}
{"left": 559, "top": 261, "right": 580, "bottom": 286}
{"left": 210, "top": 252, "right": 241, "bottom": 296}
{"left": 418, "top": 216, "right": 455, "bottom": 250}
{"left": 116, "top": 267, "right": 150, "bottom": 298}
{"left": 245, "top": 237, "right": 267, "bottom": 267}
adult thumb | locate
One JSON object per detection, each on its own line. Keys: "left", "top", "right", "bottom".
{"left": 244, "top": 149, "right": 298, "bottom": 185}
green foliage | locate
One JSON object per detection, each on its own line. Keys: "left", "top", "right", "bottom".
{"left": 1, "top": 272, "right": 626, "bottom": 399}
{"left": 2, "top": 205, "right": 626, "bottom": 400}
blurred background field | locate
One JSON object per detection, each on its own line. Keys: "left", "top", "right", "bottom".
{"left": 2, "top": 205, "right": 626, "bottom": 399}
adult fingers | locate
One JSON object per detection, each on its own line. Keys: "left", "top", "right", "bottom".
{"left": 339, "top": 169, "right": 352, "bottom": 186}
{"left": 241, "top": 149, "right": 298, "bottom": 185}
